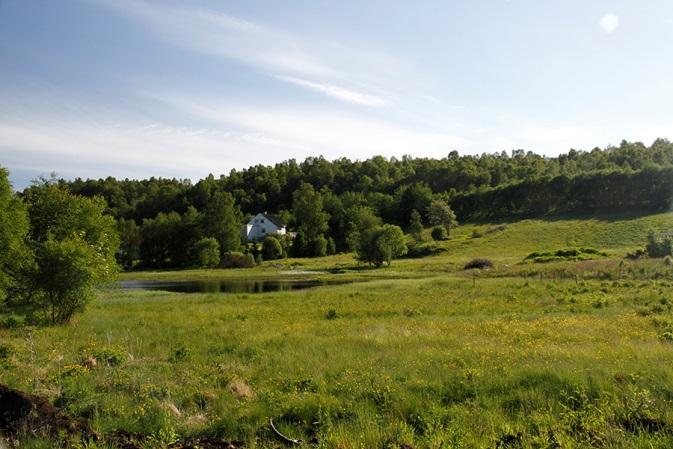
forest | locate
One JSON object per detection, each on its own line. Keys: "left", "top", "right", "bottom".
{"left": 39, "top": 138, "right": 673, "bottom": 270}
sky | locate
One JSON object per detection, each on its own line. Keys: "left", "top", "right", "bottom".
{"left": 1, "top": 1, "right": 673, "bottom": 189}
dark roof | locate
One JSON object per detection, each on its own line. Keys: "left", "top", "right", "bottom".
{"left": 262, "top": 213, "right": 286, "bottom": 228}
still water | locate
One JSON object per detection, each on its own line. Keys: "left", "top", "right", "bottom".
{"left": 119, "top": 278, "right": 350, "bottom": 294}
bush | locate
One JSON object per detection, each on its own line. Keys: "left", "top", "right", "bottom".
{"left": 312, "top": 235, "right": 328, "bottom": 257}
{"left": 221, "top": 252, "right": 255, "bottom": 268}
{"left": 464, "top": 258, "right": 494, "bottom": 270}
{"left": 355, "top": 224, "right": 407, "bottom": 267}
{"left": 431, "top": 226, "right": 448, "bottom": 241}
{"left": 31, "top": 234, "right": 112, "bottom": 324}
{"left": 192, "top": 237, "right": 220, "bottom": 268}
{"left": 626, "top": 249, "right": 647, "bottom": 260}
{"left": 524, "top": 247, "right": 606, "bottom": 263}
{"left": 406, "top": 241, "right": 442, "bottom": 258}
{"left": 646, "top": 230, "right": 673, "bottom": 258}
{"left": 665, "top": 256, "right": 673, "bottom": 266}
{"left": 327, "top": 237, "right": 337, "bottom": 255}
{"left": 262, "top": 235, "right": 283, "bottom": 260}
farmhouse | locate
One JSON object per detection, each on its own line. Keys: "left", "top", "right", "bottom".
{"left": 244, "top": 212, "right": 287, "bottom": 241}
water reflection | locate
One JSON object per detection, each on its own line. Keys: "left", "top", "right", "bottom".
{"left": 119, "top": 278, "right": 347, "bottom": 294}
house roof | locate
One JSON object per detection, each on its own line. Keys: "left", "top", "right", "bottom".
{"left": 260, "top": 213, "right": 286, "bottom": 228}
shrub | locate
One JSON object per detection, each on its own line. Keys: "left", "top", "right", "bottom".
{"left": 325, "top": 309, "right": 338, "bottom": 320}
{"left": 92, "top": 346, "right": 127, "bottom": 367}
{"left": 355, "top": 224, "right": 407, "bottom": 267}
{"left": 192, "top": 237, "right": 220, "bottom": 268}
{"left": 626, "top": 249, "right": 647, "bottom": 260}
{"left": 312, "top": 235, "right": 328, "bottom": 257}
{"left": 0, "top": 344, "right": 11, "bottom": 362}
{"left": 464, "top": 258, "right": 494, "bottom": 270}
{"left": 31, "top": 234, "right": 114, "bottom": 324}
{"left": 327, "top": 237, "right": 337, "bottom": 255}
{"left": 406, "top": 241, "right": 442, "bottom": 258}
{"left": 646, "top": 230, "right": 673, "bottom": 258}
{"left": 220, "top": 252, "right": 255, "bottom": 268}
{"left": 665, "top": 256, "right": 673, "bottom": 266}
{"left": 524, "top": 247, "right": 607, "bottom": 263}
{"left": 262, "top": 235, "right": 283, "bottom": 260}
{"left": 431, "top": 226, "right": 448, "bottom": 241}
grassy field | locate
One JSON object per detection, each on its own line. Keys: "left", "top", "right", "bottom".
{"left": 3, "top": 212, "right": 673, "bottom": 448}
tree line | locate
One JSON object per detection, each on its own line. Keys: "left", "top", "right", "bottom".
{"left": 15, "top": 138, "right": 673, "bottom": 271}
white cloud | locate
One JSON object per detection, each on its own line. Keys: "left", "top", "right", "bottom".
{"left": 599, "top": 14, "right": 620, "bottom": 34}
{"left": 275, "top": 76, "right": 388, "bottom": 107}
{"left": 150, "top": 94, "right": 466, "bottom": 156}
{"left": 89, "top": 0, "right": 338, "bottom": 79}
{"left": 0, "top": 92, "right": 468, "bottom": 183}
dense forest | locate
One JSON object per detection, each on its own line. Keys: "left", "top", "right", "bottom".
{"left": 36, "top": 138, "right": 673, "bottom": 270}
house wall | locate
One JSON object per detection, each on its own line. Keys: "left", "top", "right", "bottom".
{"left": 245, "top": 213, "right": 285, "bottom": 240}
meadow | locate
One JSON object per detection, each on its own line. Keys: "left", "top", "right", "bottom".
{"left": 3, "top": 212, "right": 673, "bottom": 448}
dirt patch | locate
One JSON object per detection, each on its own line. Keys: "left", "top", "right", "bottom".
{"left": 109, "top": 431, "right": 240, "bottom": 449}
{"left": 0, "top": 383, "right": 91, "bottom": 438}
{"left": 227, "top": 379, "right": 255, "bottom": 400}
{"left": 0, "top": 384, "right": 241, "bottom": 448}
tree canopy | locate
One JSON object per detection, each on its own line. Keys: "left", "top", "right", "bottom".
{"left": 0, "top": 167, "right": 30, "bottom": 303}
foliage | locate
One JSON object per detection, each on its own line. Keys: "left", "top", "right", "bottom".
{"left": 192, "top": 237, "right": 220, "bottom": 268}
{"left": 326, "top": 236, "right": 337, "bottom": 255}
{"left": 292, "top": 183, "right": 329, "bottom": 257}
{"left": 431, "top": 226, "right": 448, "bottom": 241}
{"left": 202, "top": 191, "right": 242, "bottom": 254}
{"left": 0, "top": 167, "right": 30, "bottom": 304}
{"left": 463, "top": 258, "right": 494, "bottom": 269}
{"left": 261, "top": 235, "right": 284, "bottom": 260}
{"left": 524, "top": 248, "right": 607, "bottom": 263}
{"left": 31, "top": 234, "right": 110, "bottom": 324}
{"left": 345, "top": 206, "right": 381, "bottom": 252}
{"left": 427, "top": 199, "right": 458, "bottom": 235}
{"left": 49, "top": 139, "right": 673, "bottom": 267}
{"left": 116, "top": 218, "right": 141, "bottom": 270}
{"left": 406, "top": 240, "right": 442, "bottom": 258}
{"left": 407, "top": 209, "right": 423, "bottom": 240}
{"left": 21, "top": 181, "right": 119, "bottom": 324}
{"left": 355, "top": 224, "right": 407, "bottom": 267}
{"left": 220, "top": 252, "right": 255, "bottom": 268}
{"left": 7, "top": 211, "right": 673, "bottom": 446}
{"left": 645, "top": 230, "right": 673, "bottom": 258}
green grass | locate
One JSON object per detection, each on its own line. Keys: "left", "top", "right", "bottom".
{"left": 4, "top": 212, "right": 673, "bottom": 448}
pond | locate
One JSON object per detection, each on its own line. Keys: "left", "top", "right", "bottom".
{"left": 119, "top": 278, "right": 352, "bottom": 294}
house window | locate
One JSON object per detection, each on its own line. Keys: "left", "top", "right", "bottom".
{"left": 261, "top": 219, "right": 265, "bottom": 223}
{"left": 262, "top": 228, "right": 266, "bottom": 233}
{"left": 254, "top": 219, "right": 258, "bottom": 224}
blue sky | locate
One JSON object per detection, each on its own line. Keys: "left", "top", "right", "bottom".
{"left": 1, "top": 0, "right": 673, "bottom": 188}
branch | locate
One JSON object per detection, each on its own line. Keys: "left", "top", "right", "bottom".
{"left": 269, "top": 418, "right": 302, "bottom": 445}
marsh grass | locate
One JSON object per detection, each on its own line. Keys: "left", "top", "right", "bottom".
{"left": 4, "top": 212, "right": 673, "bottom": 447}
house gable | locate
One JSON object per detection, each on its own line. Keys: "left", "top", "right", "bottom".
{"left": 244, "top": 213, "right": 287, "bottom": 241}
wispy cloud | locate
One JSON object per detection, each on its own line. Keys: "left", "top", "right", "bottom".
{"left": 91, "top": 0, "right": 336, "bottom": 78}
{"left": 89, "top": 0, "right": 401, "bottom": 106}
{"left": 275, "top": 75, "right": 388, "bottom": 107}
{"left": 149, "top": 93, "right": 465, "bottom": 155}
{"left": 0, "top": 91, "right": 468, "bottom": 183}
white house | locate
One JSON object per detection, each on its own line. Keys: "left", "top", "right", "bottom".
{"left": 244, "top": 213, "right": 287, "bottom": 241}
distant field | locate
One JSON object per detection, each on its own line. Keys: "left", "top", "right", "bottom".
{"left": 4, "top": 212, "right": 673, "bottom": 448}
